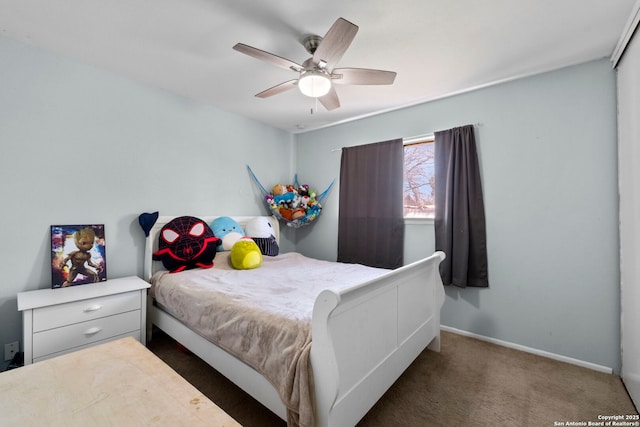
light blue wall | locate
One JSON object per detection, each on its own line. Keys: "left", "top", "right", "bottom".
{"left": 0, "top": 35, "right": 294, "bottom": 367}
{"left": 0, "top": 32, "right": 621, "bottom": 374}
{"left": 295, "top": 59, "right": 621, "bottom": 373}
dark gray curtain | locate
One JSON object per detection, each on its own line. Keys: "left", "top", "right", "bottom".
{"left": 434, "top": 125, "right": 489, "bottom": 287}
{"left": 338, "top": 139, "right": 404, "bottom": 269}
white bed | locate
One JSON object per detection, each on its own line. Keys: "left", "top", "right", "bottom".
{"left": 144, "top": 215, "right": 445, "bottom": 427}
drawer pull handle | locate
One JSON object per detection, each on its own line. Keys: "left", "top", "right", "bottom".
{"left": 84, "top": 327, "right": 102, "bottom": 336}
{"left": 83, "top": 305, "right": 102, "bottom": 312}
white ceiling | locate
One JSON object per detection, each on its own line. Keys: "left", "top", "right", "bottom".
{"left": 0, "top": 0, "right": 635, "bottom": 133}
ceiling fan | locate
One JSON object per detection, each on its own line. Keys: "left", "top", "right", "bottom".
{"left": 232, "top": 17, "right": 396, "bottom": 111}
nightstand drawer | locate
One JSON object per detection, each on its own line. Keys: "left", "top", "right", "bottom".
{"left": 32, "top": 332, "right": 141, "bottom": 364}
{"left": 33, "top": 310, "right": 141, "bottom": 358}
{"left": 32, "top": 291, "right": 141, "bottom": 332}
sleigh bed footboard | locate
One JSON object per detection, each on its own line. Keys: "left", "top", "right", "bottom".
{"left": 310, "top": 251, "right": 445, "bottom": 427}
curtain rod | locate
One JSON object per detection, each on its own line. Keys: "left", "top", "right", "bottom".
{"left": 331, "top": 123, "right": 482, "bottom": 152}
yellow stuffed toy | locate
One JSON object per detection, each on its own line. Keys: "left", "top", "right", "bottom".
{"left": 230, "top": 237, "right": 262, "bottom": 270}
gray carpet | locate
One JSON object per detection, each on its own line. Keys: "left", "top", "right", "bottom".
{"left": 147, "top": 330, "right": 637, "bottom": 426}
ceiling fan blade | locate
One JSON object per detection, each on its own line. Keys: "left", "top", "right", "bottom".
{"left": 233, "top": 43, "right": 303, "bottom": 72}
{"left": 332, "top": 68, "right": 397, "bottom": 85}
{"left": 255, "top": 80, "right": 298, "bottom": 98}
{"left": 313, "top": 18, "right": 358, "bottom": 69}
{"left": 318, "top": 87, "right": 340, "bottom": 111}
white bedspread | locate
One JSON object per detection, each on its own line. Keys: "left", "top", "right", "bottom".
{"left": 150, "top": 251, "right": 389, "bottom": 427}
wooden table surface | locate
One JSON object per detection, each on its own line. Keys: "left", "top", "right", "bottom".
{"left": 0, "top": 336, "right": 241, "bottom": 426}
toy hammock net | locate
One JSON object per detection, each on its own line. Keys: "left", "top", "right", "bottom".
{"left": 247, "top": 166, "right": 334, "bottom": 228}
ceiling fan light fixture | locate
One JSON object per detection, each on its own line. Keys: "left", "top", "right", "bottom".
{"left": 298, "top": 70, "right": 331, "bottom": 98}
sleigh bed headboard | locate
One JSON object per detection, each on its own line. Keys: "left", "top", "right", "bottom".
{"left": 143, "top": 215, "right": 280, "bottom": 281}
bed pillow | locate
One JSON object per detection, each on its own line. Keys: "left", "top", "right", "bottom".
{"left": 210, "top": 216, "right": 245, "bottom": 251}
{"left": 245, "top": 217, "right": 279, "bottom": 256}
{"left": 230, "top": 237, "right": 262, "bottom": 270}
{"left": 153, "top": 216, "right": 221, "bottom": 273}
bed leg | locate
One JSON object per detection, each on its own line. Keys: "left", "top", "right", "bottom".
{"left": 428, "top": 333, "right": 441, "bottom": 352}
{"left": 146, "top": 295, "right": 154, "bottom": 343}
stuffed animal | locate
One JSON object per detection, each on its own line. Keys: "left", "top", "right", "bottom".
{"left": 245, "top": 217, "right": 279, "bottom": 256}
{"left": 279, "top": 207, "right": 293, "bottom": 221}
{"left": 153, "top": 216, "right": 220, "bottom": 273}
{"left": 210, "top": 216, "right": 245, "bottom": 251}
{"left": 292, "top": 208, "right": 306, "bottom": 220}
{"left": 138, "top": 211, "right": 159, "bottom": 237}
{"left": 272, "top": 184, "right": 286, "bottom": 196}
{"left": 230, "top": 237, "right": 262, "bottom": 270}
{"left": 274, "top": 191, "right": 295, "bottom": 206}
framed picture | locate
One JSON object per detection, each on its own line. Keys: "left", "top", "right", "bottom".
{"left": 51, "top": 224, "right": 107, "bottom": 288}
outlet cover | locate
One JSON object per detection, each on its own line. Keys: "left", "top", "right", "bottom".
{"left": 4, "top": 341, "right": 19, "bottom": 361}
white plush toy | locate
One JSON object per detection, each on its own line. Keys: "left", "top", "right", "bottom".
{"left": 245, "top": 217, "right": 279, "bottom": 256}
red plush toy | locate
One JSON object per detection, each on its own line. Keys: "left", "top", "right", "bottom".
{"left": 153, "top": 216, "right": 220, "bottom": 273}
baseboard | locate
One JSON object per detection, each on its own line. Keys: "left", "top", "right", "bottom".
{"left": 441, "top": 325, "right": 613, "bottom": 374}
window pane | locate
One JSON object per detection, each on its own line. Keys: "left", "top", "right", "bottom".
{"left": 403, "top": 142, "right": 435, "bottom": 218}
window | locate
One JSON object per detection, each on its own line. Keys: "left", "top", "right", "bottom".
{"left": 403, "top": 136, "right": 435, "bottom": 219}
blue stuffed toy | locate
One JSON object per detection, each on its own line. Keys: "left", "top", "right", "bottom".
{"left": 210, "top": 217, "right": 245, "bottom": 251}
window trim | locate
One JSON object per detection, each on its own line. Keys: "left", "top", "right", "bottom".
{"left": 403, "top": 133, "right": 434, "bottom": 146}
{"left": 403, "top": 134, "right": 435, "bottom": 221}
{"left": 404, "top": 217, "right": 434, "bottom": 225}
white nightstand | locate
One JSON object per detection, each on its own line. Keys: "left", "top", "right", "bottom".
{"left": 17, "top": 276, "right": 151, "bottom": 365}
